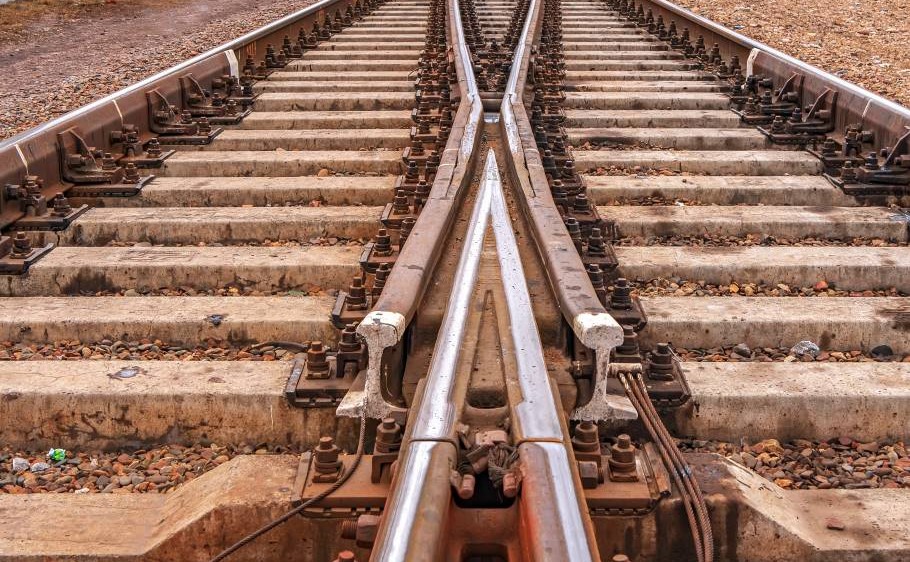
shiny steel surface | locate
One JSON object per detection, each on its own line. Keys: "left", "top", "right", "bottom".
{"left": 409, "top": 152, "right": 494, "bottom": 440}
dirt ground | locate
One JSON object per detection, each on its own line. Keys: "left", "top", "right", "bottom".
{"left": 674, "top": 0, "right": 910, "bottom": 108}
{"left": 0, "top": 0, "right": 316, "bottom": 140}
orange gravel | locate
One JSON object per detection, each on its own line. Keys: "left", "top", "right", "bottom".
{"left": 672, "top": 0, "right": 910, "bottom": 108}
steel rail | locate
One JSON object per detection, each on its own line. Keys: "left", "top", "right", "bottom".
{"left": 371, "top": 150, "right": 598, "bottom": 561}
{"left": 342, "top": 0, "right": 485, "bottom": 420}
{"left": 500, "top": 0, "right": 631, "bottom": 422}
{"left": 368, "top": 151, "right": 493, "bottom": 561}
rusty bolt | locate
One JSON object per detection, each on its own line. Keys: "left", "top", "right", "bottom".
{"left": 649, "top": 343, "right": 675, "bottom": 380}
{"left": 52, "top": 193, "right": 72, "bottom": 216}
{"left": 609, "top": 434, "right": 637, "bottom": 478}
{"left": 375, "top": 417, "right": 402, "bottom": 454}
{"left": 123, "top": 162, "right": 141, "bottom": 183}
{"left": 332, "top": 550, "right": 357, "bottom": 562}
{"left": 616, "top": 325, "right": 639, "bottom": 356}
{"left": 502, "top": 471, "right": 519, "bottom": 498}
{"left": 572, "top": 421, "right": 600, "bottom": 453}
{"left": 306, "top": 341, "right": 330, "bottom": 378}
{"left": 10, "top": 232, "right": 32, "bottom": 259}
{"left": 610, "top": 278, "right": 633, "bottom": 310}
{"left": 347, "top": 276, "right": 367, "bottom": 308}
{"left": 578, "top": 460, "right": 599, "bottom": 489}
{"left": 340, "top": 514, "right": 380, "bottom": 548}
{"left": 458, "top": 473, "right": 476, "bottom": 499}
{"left": 314, "top": 436, "right": 342, "bottom": 477}
{"left": 373, "top": 228, "right": 393, "bottom": 256}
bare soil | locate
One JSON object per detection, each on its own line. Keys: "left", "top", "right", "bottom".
{"left": 0, "top": 0, "right": 316, "bottom": 140}
{"left": 673, "top": 0, "right": 910, "bottom": 108}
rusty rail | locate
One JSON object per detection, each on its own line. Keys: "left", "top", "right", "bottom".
{"left": 499, "top": 0, "right": 630, "bottom": 422}
{"left": 370, "top": 150, "right": 599, "bottom": 561}
{"left": 340, "top": 0, "right": 484, "bottom": 420}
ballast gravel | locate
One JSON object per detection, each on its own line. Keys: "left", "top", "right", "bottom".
{"left": 0, "top": 443, "right": 297, "bottom": 494}
{"left": 0, "top": 0, "right": 317, "bottom": 140}
{"left": 669, "top": 0, "right": 910, "bottom": 109}
{"left": 679, "top": 438, "right": 910, "bottom": 490}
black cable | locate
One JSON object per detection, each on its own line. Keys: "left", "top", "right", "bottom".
{"left": 209, "top": 411, "right": 367, "bottom": 562}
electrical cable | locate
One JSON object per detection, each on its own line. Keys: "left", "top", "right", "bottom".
{"left": 209, "top": 411, "right": 368, "bottom": 562}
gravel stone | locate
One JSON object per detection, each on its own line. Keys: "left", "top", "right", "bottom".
{"left": 679, "top": 438, "right": 910, "bottom": 490}
{"left": 0, "top": 442, "right": 296, "bottom": 494}
{"left": 0, "top": 0, "right": 319, "bottom": 140}
{"left": 670, "top": 0, "right": 910, "bottom": 108}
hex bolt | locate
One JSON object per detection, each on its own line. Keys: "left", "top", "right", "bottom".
{"left": 649, "top": 343, "right": 675, "bottom": 380}
{"left": 586, "top": 227, "right": 607, "bottom": 256}
{"left": 10, "top": 232, "right": 32, "bottom": 258}
{"left": 339, "top": 323, "right": 361, "bottom": 353}
{"left": 392, "top": 189, "right": 410, "bottom": 215}
{"left": 609, "top": 434, "right": 637, "bottom": 478}
{"left": 340, "top": 514, "right": 380, "bottom": 548}
{"left": 314, "top": 436, "right": 342, "bottom": 478}
{"left": 616, "top": 325, "right": 640, "bottom": 356}
{"left": 306, "top": 341, "right": 330, "bottom": 378}
{"left": 375, "top": 417, "right": 402, "bottom": 454}
{"left": 572, "top": 421, "right": 600, "bottom": 453}
{"left": 610, "top": 278, "right": 633, "bottom": 310}
{"left": 373, "top": 228, "right": 393, "bottom": 256}
{"left": 347, "top": 276, "right": 367, "bottom": 308}
{"left": 52, "top": 193, "right": 72, "bottom": 216}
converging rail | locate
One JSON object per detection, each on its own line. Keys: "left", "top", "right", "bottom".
{"left": 1, "top": 0, "right": 910, "bottom": 559}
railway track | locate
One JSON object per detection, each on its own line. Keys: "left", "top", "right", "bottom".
{"left": 1, "top": 0, "right": 910, "bottom": 559}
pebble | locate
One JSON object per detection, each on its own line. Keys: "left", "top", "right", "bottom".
{"left": 679, "top": 438, "right": 910, "bottom": 490}
{"left": 0, "top": 442, "right": 295, "bottom": 495}
{"left": 670, "top": 0, "right": 910, "bottom": 109}
{"left": 627, "top": 277, "right": 905, "bottom": 299}
{"left": 0, "top": 339, "right": 307, "bottom": 362}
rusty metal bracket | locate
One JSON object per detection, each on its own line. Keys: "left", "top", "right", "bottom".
{"left": 641, "top": 343, "right": 692, "bottom": 408}
{"left": 179, "top": 74, "right": 251, "bottom": 125}
{"left": 5, "top": 179, "right": 89, "bottom": 231}
{"left": 146, "top": 88, "right": 223, "bottom": 145}
{"left": 757, "top": 87, "right": 838, "bottom": 145}
{"left": 827, "top": 127, "right": 910, "bottom": 196}
{"left": 733, "top": 72, "right": 804, "bottom": 125}
{"left": 110, "top": 125, "right": 175, "bottom": 168}
{"left": 56, "top": 127, "right": 155, "bottom": 197}
{"left": 0, "top": 232, "right": 53, "bottom": 275}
